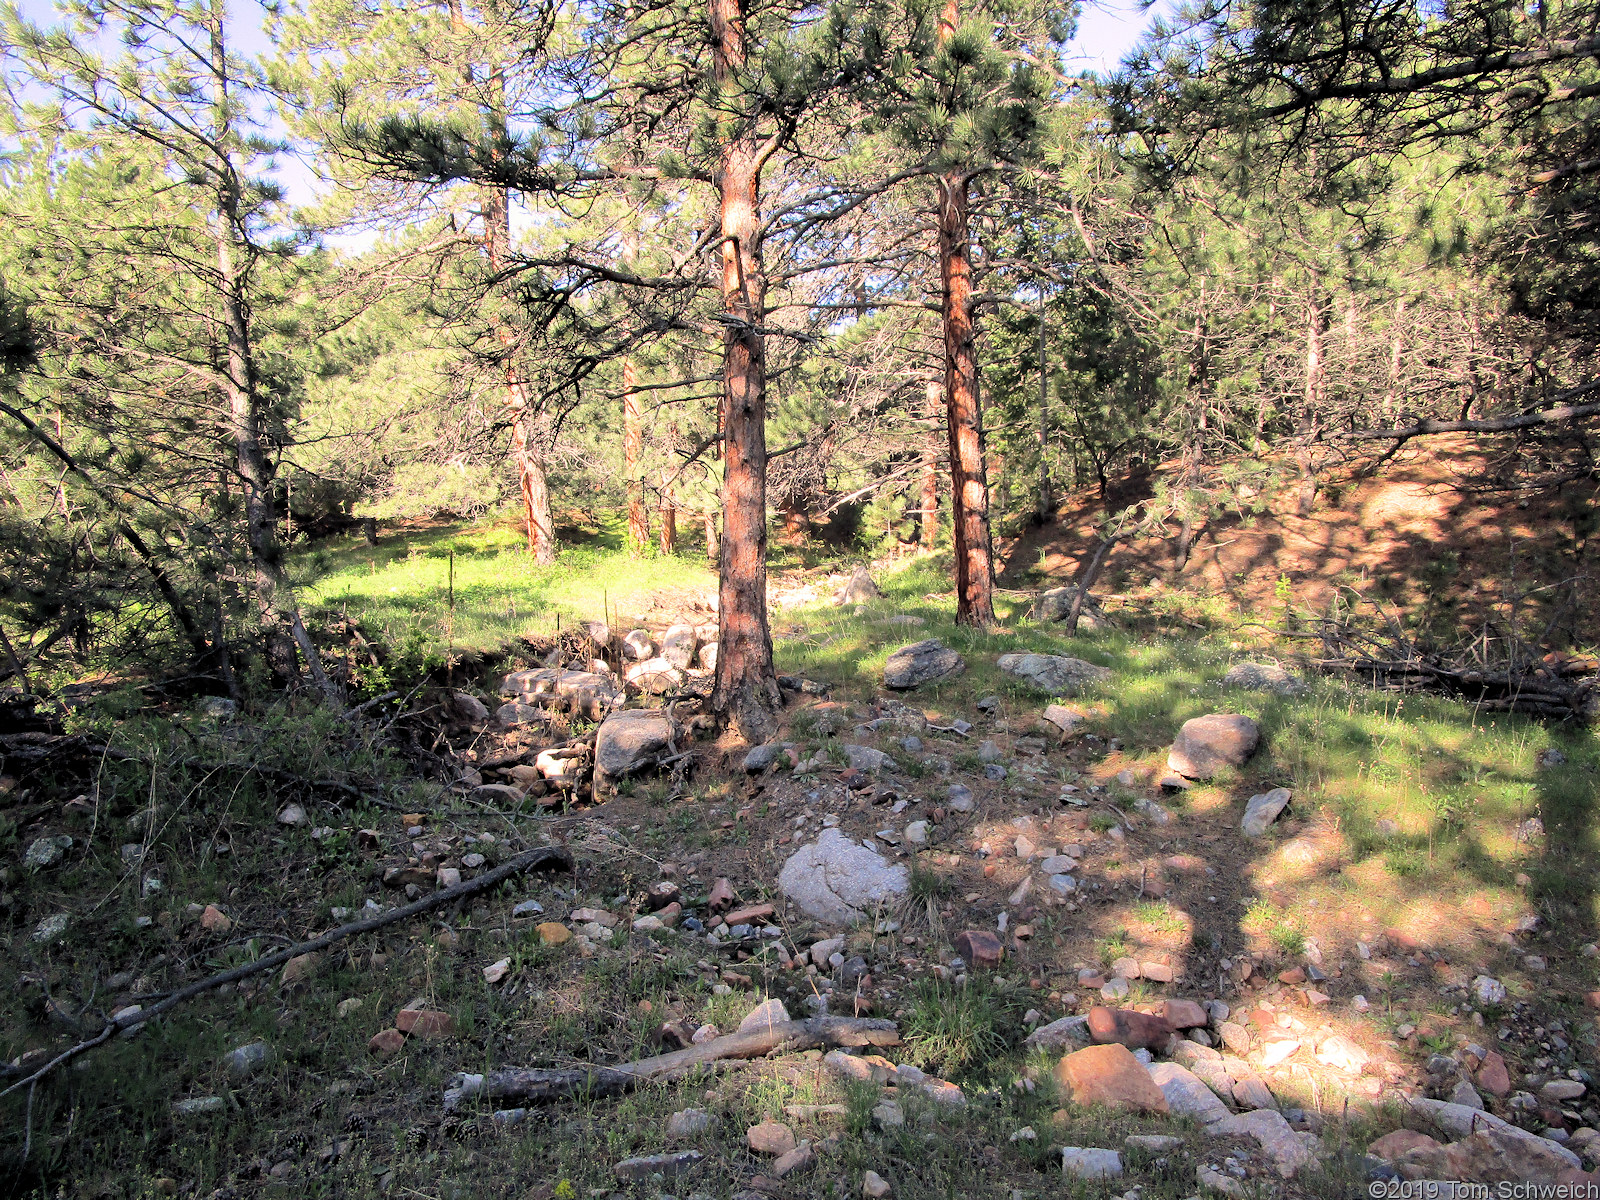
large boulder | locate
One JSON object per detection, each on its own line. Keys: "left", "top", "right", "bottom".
{"left": 1167, "top": 714, "right": 1260, "bottom": 780}
{"left": 593, "top": 709, "right": 677, "bottom": 794}
{"left": 1146, "top": 1062, "right": 1231, "bottom": 1127}
{"left": 777, "top": 828, "right": 909, "bottom": 924}
{"left": 660, "top": 625, "right": 698, "bottom": 670}
{"left": 624, "top": 658, "right": 683, "bottom": 694}
{"left": 835, "top": 566, "right": 881, "bottom": 605}
{"left": 883, "top": 640, "right": 965, "bottom": 689}
{"left": 1394, "top": 1128, "right": 1576, "bottom": 1185}
{"left": 1222, "top": 662, "right": 1306, "bottom": 696}
{"left": 1029, "top": 586, "right": 1109, "bottom": 632}
{"left": 997, "top": 652, "right": 1110, "bottom": 696}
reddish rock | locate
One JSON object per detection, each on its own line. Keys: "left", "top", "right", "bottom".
{"left": 200, "top": 904, "right": 232, "bottom": 933}
{"left": 1476, "top": 1050, "right": 1512, "bottom": 1098}
{"left": 1584, "top": 991, "right": 1600, "bottom": 1011}
{"left": 1369, "top": 1130, "right": 1441, "bottom": 1161}
{"left": 1086, "top": 1005, "right": 1174, "bottom": 1050}
{"left": 954, "top": 930, "right": 1004, "bottom": 968}
{"left": 355, "top": 828, "right": 381, "bottom": 850}
{"left": 708, "top": 878, "right": 736, "bottom": 913}
{"left": 1247, "top": 1007, "right": 1277, "bottom": 1029}
{"left": 1277, "top": 967, "right": 1306, "bottom": 984}
{"left": 1163, "top": 854, "right": 1206, "bottom": 874}
{"left": 645, "top": 881, "right": 681, "bottom": 910}
{"left": 280, "top": 952, "right": 321, "bottom": 986}
{"left": 395, "top": 1008, "right": 455, "bottom": 1039}
{"left": 1163, "top": 999, "right": 1209, "bottom": 1029}
{"left": 725, "top": 903, "right": 776, "bottom": 925}
{"left": 747, "top": 1121, "right": 797, "bottom": 1156}
{"left": 368, "top": 1028, "right": 405, "bottom": 1056}
{"left": 655, "top": 902, "right": 683, "bottom": 927}
{"left": 1053, "top": 1043, "right": 1170, "bottom": 1114}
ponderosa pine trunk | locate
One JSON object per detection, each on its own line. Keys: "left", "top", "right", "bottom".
{"left": 1297, "top": 283, "right": 1326, "bottom": 517}
{"left": 210, "top": 10, "right": 332, "bottom": 698}
{"left": 1036, "top": 296, "right": 1051, "bottom": 522}
{"left": 708, "top": 0, "right": 781, "bottom": 741}
{"left": 936, "top": 0, "right": 995, "bottom": 626}
{"left": 624, "top": 358, "right": 648, "bottom": 553}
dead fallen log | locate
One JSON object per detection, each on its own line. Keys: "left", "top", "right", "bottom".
{"left": 444, "top": 1016, "right": 900, "bottom": 1109}
{"left": 0, "top": 844, "right": 573, "bottom": 1097}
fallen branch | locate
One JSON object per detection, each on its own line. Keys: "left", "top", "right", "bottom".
{"left": 444, "top": 1016, "right": 900, "bottom": 1109}
{"left": 1336, "top": 396, "right": 1600, "bottom": 441}
{"left": 0, "top": 843, "right": 573, "bottom": 1096}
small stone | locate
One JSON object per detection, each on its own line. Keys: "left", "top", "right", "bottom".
{"left": 1060, "top": 1147, "right": 1122, "bottom": 1180}
{"left": 666, "top": 1109, "right": 715, "bottom": 1142}
{"left": 1240, "top": 788, "right": 1292, "bottom": 837}
{"left": 22, "top": 836, "right": 69, "bottom": 870}
{"left": 1543, "top": 1080, "right": 1587, "bottom": 1104}
{"left": 771, "top": 1142, "right": 814, "bottom": 1178}
{"left": 280, "top": 952, "right": 321, "bottom": 986}
{"left": 1477, "top": 1050, "right": 1513, "bottom": 1097}
{"left": 1164, "top": 999, "right": 1208, "bottom": 1029}
{"left": 369, "top": 1028, "right": 405, "bottom": 1056}
{"left": 862, "top": 1170, "right": 891, "bottom": 1198}
{"left": 536, "top": 922, "right": 572, "bottom": 946}
{"left": 171, "top": 1096, "right": 225, "bottom": 1117}
{"left": 483, "top": 957, "right": 512, "bottom": 984}
{"left": 200, "top": 904, "right": 232, "bottom": 933}
{"left": 1473, "top": 974, "right": 1507, "bottom": 1005}
{"left": 748, "top": 1121, "right": 797, "bottom": 1155}
{"left": 1218, "top": 1022, "right": 1251, "bottom": 1054}
{"left": 395, "top": 1008, "right": 455, "bottom": 1038}
{"left": 221, "top": 1042, "right": 270, "bottom": 1079}
{"left": 691, "top": 1024, "right": 720, "bottom": 1044}
{"left": 955, "top": 929, "right": 1003, "bottom": 967}
{"left": 612, "top": 1151, "right": 703, "bottom": 1182}
{"left": 947, "top": 784, "right": 974, "bottom": 811}
{"left": 1100, "top": 977, "right": 1130, "bottom": 1001}
{"left": 738, "top": 998, "right": 792, "bottom": 1034}
{"left": 871, "top": 1100, "right": 904, "bottom": 1129}
{"left": 1449, "top": 1078, "right": 1484, "bottom": 1109}
{"left": 1126, "top": 1134, "right": 1184, "bottom": 1153}
{"left": 336, "top": 998, "right": 363, "bottom": 1019}
{"left": 276, "top": 803, "right": 307, "bottom": 827}
{"left": 1368, "top": 1129, "right": 1442, "bottom": 1161}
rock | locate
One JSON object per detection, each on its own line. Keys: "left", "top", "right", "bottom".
{"left": 1477, "top": 1050, "right": 1512, "bottom": 1097}
{"left": 1167, "top": 714, "right": 1261, "bottom": 780}
{"left": 624, "top": 657, "right": 683, "bottom": 694}
{"left": 1209, "top": 1109, "right": 1319, "bottom": 1177}
{"left": 450, "top": 691, "right": 489, "bottom": 722}
{"left": 1404, "top": 1098, "right": 1581, "bottom": 1170}
{"left": 502, "top": 666, "right": 623, "bottom": 713}
{"left": 883, "top": 640, "right": 965, "bottom": 689}
{"left": 871, "top": 1099, "right": 904, "bottom": 1129}
{"left": 1315, "top": 1034, "right": 1370, "bottom": 1074}
{"left": 1099, "top": 976, "right": 1130, "bottom": 1001}
{"left": 739, "top": 999, "right": 791, "bottom": 1034}
{"left": 536, "top": 922, "right": 572, "bottom": 946}
{"left": 593, "top": 708, "right": 677, "bottom": 791}
{"left": 1088, "top": 1006, "right": 1174, "bottom": 1050}
{"left": 1259, "top": 1039, "right": 1300, "bottom": 1070}
{"left": 1141, "top": 960, "right": 1175, "bottom": 982}
{"left": 777, "top": 828, "right": 910, "bottom": 924}
{"left": 1060, "top": 1148, "right": 1122, "bottom": 1180}
{"left": 748, "top": 1121, "right": 797, "bottom": 1155}
{"left": 369, "top": 1028, "right": 405, "bottom": 1056}
{"left": 844, "top": 744, "right": 891, "bottom": 772}
{"left": 1396, "top": 1128, "right": 1578, "bottom": 1184}
{"left": 709, "top": 877, "right": 736, "bottom": 911}
{"left": 22, "top": 835, "right": 70, "bottom": 870}
{"left": 978, "top": 739, "right": 1003, "bottom": 763}
{"left": 435, "top": 866, "right": 461, "bottom": 889}
{"left": 200, "top": 904, "right": 232, "bottom": 933}
{"left": 1148, "top": 1062, "right": 1231, "bottom": 1126}
{"left": 836, "top": 566, "right": 881, "bottom": 605}
{"left": 496, "top": 701, "right": 542, "bottom": 726}
{"left": 946, "top": 784, "right": 974, "bottom": 811}
{"left": 276, "top": 803, "right": 308, "bottom": 827}
{"left": 1230, "top": 1067, "right": 1277, "bottom": 1111}
{"left": 861, "top": 1169, "right": 891, "bottom": 1198}
{"left": 996, "top": 652, "right": 1111, "bottom": 695}
{"left": 336, "top": 998, "right": 363, "bottom": 1019}
{"left": 1029, "top": 586, "right": 1109, "bottom": 630}
{"left": 1239, "top": 788, "right": 1292, "bottom": 837}
{"left": 483, "top": 957, "right": 512, "bottom": 984}
{"left": 221, "top": 1042, "right": 269, "bottom": 1079}
{"left": 824, "top": 1049, "right": 879, "bottom": 1083}
{"left": 570, "top": 907, "right": 618, "bottom": 927}
{"left": 395, "top": 1008, "right": 455, "bottom": 1038}
{"left": 1024, "top": 1015, "right": 1091, "bottom": 1051}
{"left": 1449, "top": 1078, "right": 1485, "bottom": 1109}
{"left": 1126, "top": 1134, "right": 1184, "bottom": 1154}
{"left": 1164, "top": 999, "right": 1209, "bottom": 1029}
{"left": 1041, "top": 704, "right": 1089, "bottom": 738}
{"left": 1054, "top": 1043, "right": 1170, "bottom": 1115}
{"left": 1222, "top": 663, "right": 1306, "bottom": 696}
{"left": 1473, "top": 975, "right": 1507, "bottom": 1005}
{"left": 743, "top": 743, "right": 785, "bottom": 772}
{"left": 771, "top": 1142, "right": 814, "bottom": 1178}
{"left": 659, "top": 625, "right": 698, "bottom": 670}
{"left": 613, "top": 1151, "right": 702, "bottom": 1182}
{"left": 1369, "top": 1130, "right": 1442, "bottom": 1161}
{"left": 955, "top": 929, "right": 1004, "bottom": 968}
{"left": 280, "top": 952, "right": 321, "bottom": 986}
{"left": 622, "top": 630, "right": 654, "bottom": 660}
{"left": 666, "top": 1109, "right": 715, "bottom": 1142}
{"left": 1542, "top": 1080, "right": 1587, "bottom": 1104}
{"left": 698, "top": 642, "right": 717, "bottom": 670}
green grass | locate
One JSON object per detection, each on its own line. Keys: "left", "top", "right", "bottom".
{"left": 292, "top": 513, "right": 716, "bottom": 659}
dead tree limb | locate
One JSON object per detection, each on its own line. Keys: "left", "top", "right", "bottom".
{"left": 1336, "top": 397, "right": 1600, "bottom": 442}
{"left": 0, "top": 844, "right": 573, "bottom": 1096}
{"left": 444, "top": 1016, "right": 901, "bottom": 1109}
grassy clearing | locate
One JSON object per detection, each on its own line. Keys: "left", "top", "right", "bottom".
{"left": 293, "top": 515, "right": 716, "bottom": 659}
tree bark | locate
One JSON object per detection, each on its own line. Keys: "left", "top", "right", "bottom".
{"left": 1297, "top": 284, "right": 1327, "bottom": 517}
{"left": 708, "top": 0, "right": 781, "bottom": 742}
{"left": 624, "top": 358, "right": 648, "bottom": 553}
{"left": 210, "top": 10, "right": 333, "bottom": 698}
{"left": 1036, "top": 295, "right": 1051, "bottom": 522}
{"left": 702, "top": 509, "right": 718, "bottom": 560}
{"left": 658, "top": 464, "right": 677, "bottom": 555}
{"left": 936, "top": 0, "right": 996, "bottom": 626}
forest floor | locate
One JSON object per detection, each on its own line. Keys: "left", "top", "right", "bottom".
{"left": 2, "top": 519, "right": 1598, "bottom": 1200}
